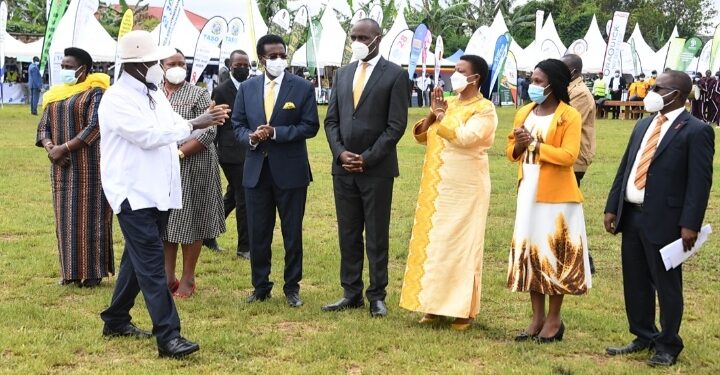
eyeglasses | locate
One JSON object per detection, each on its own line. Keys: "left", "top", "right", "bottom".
{"left": 264, "top": 53, "right": 287, "bottom": 60}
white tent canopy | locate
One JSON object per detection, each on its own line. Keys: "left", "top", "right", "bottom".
{"left": 577, "top": 15, "right": 607, "bottom": 73}
{"left": 626, "top": 23, "right": 657, "bottom": 75}
{"left": 315, "top": 7, "right": 346, "bottom": 67}
{"left": 379, "top": 8, "right": 409, "bottom": 60}
{"left": 150, "top": 10, "right": 200, "bottom": 58}
{"left": 2, "top": 32, "right": 42, "bottom": 61}
{"left": 653, "top": 25, "right": 679, "bottom": 72}
{"left": 515, "top": 13, "right": 567, "bottom": 71}
{"left": 49, "top": 0, "right": 117, "bottom": 63}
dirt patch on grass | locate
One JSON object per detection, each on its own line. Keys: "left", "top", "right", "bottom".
{"left": 275, "top": 321, "right": 325, "bottom": 335}
{"left": 346, "top": 364, "right": 363, "bottom": 375}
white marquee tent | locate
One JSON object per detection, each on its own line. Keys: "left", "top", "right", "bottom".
{"left": 626, "top": 23, "right": 657, "bottom": 75}
{"left": 1, "top": 32, "right": 42, "bottom": 61}
{"left": 49, "top": 0, "right": 117, "bottom": 63}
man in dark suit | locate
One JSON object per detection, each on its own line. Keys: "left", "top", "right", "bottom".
{"left": 604, "top": 71, "right": 714, "bottom": 367}
{"left": 609, "top": 69, "right": 627, "bottom": 119}
{"left": 28, "top": 56, "right": 43, "bottom": 115}
{"left": 232, "top": 34, "right": 319, "bottom": 308}
{"left": 205, "top": 49, "right": 252, "bottom": 259}
{"left": 322, "top": 19, "right": 410, "bottom": 317}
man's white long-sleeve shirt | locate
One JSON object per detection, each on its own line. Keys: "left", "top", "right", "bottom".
{"left": 98, "top": 74, "right": 193, "bottom": 213}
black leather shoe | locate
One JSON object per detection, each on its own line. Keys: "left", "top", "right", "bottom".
{"left": 203, "top": 238, "right": 223, "bottom": 252}
{"left": 285, "top": 292, "right": 303, "bottom": 308}
{"left": 589, "top": 254, "right": 596, "bottom": 274}
{"left": 246, "top": 292, "right": 271, "bottom": 303}
{"left": 321, "top": 297, "right": 364, "bottom": 312}
{"left": 514, "top": 330, "right": 540, "bottom": 341}
{"left": 158, "top": 337, "right": 199, "bottom": 359}
{"left": 102, "top": 323, "right": 152, "bottom": 338}
{"left": 647, "top": 351, "right": 676, "bottom": 367}
{"left": 369, "top": 300, "right": 388, "bottom": 317}
{"left": 236, "top": 250, "right": 250, "bottom": 260}
{"left": 606, "top": 341, "right": 651, "bottom": 356}
{"left": 535, "top": 321, "right": 564, "bottom": 343}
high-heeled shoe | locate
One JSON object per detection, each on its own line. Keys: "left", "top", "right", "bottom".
{"left": 172, "top": 282, "right": 196, "bottom": 299}
{"left": 535, "top": 321, "right": 565, "bottom": 343}
{"left": 418, "top": 314, "right": 439, "bottom": 324}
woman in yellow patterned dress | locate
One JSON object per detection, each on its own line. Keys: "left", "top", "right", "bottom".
{"left": 506, "top": 59, "right": 592, "bottom": 343}
{"left": 400, "top": 55, "right": 498, "bottom": 331}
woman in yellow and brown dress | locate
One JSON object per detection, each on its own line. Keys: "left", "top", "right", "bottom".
{"left": 506, "top": 59, "right": 592, "bottom": 343}
{"left": 400, "top": 55, "right": 497, "bottom": 331}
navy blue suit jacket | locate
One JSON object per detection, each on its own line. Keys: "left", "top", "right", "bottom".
{"left": 232, "top": 72, "right": 319, "bottom": 189}
{"left": 605, "top": 110, "right": 714, "bottom": 245}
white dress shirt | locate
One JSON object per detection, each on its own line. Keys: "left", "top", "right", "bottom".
{"left": 98, "top": 74, "right": 193, "bottom": 213}
{"left": 625, "top": 107, "right": 685, "bottom": 204}
{"left": 352, "top": 53, "right": 381, "bottom": 89}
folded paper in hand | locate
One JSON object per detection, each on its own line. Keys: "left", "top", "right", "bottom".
{"left": 660, "top": 225, "right": 712, "bottom": 271}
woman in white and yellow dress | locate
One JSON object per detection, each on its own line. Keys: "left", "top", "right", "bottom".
{"left": 400, "top": 55, "right": 498, "bottom": 331}
{"left": 506, "top": 59, "right": 592, "bottom": 343}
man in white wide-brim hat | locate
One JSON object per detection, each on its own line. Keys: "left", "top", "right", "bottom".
{"left": 97, "top": 30, "right": 229, "bottom": 359}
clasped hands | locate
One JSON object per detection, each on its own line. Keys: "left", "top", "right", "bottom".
{"left": 249, "top": 124, "right": 275, "bottom": 144}
{"left": 339, "top": 151, "right": 365, "bottom": 173}
{"left": 46, "top": 143, "right": 70, "bottom": 167}
{"left": 190, "top": 101, "right": 231, "bottom": 129}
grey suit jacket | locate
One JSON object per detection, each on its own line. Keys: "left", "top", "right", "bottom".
{"left": 324, "top": 57, "right": 410, "bottom": 178}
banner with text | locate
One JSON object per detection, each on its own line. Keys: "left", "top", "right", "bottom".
{"left": 407, "top": 23, "right": 428, "bottom": 79}
{"left": 485, "top": 33, "right": 511, "bottom": 98}
{"left": 190, "top": 16, "right": 228, "bottom": 84}
{"left": 72, "top": 0, "right": 98, "bottom": 45}
{"left": 434, "top": 35, "right": 443, "bottom": 84}
{"left": 663, "top": 37, "right": 685, "bottom": 71}
{"left": 268, "top": 9, "right": 290, "bottom": 37}
{"left": 220, "top": 17, "right": 244, "bottom": 62}
{"left": 159, "top": 0, "right": 183, "bottom": 46}
{"left": 677, "top": 37, "right": 702, "bottom": 72}
{"left": 601, "top": 11, "right": 630, "bottom": 80}
{"left": 286, "top": 6, "right": 308, "bottom": 65}
{"left": 500, "top": 50, "right": 518, "bottom": 106}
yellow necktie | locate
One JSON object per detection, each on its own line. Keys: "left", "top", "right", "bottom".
{"left": 264, "top": 80, "right": 276, "bottom": 121}
{"left": 634, "top": 114, "right": 668, "bottom": 189}
{"left": 353, "top": 62, "right": 369, "bottom": 108}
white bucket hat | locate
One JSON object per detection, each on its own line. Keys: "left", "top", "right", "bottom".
{"left": 119, "top": 30, "right": 177, "bottom": 63}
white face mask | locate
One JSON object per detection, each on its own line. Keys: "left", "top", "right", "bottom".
{"left": 164, "top": 66, "right": 187, "bottom": 85}
{"left": 450, "top": 72, "right": 476, "bottom": 94}
{"left": 144, "top": 63, "right": 165, "bottom": 86}
{"left": 264, "top": 58, "right": 287, "bottom": 77}
{"left": 643, "top": 90, "right": 676, "bottom": 113}
{"left": 351, "top": 36, "right": 379, "bottom": 61}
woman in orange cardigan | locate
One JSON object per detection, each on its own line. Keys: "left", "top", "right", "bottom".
{"left": 506, "top": 59, "right": 592, "bottom": 343}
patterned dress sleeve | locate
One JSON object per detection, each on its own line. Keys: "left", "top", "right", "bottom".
{"left": 35, "top": 105, "right": 52, "bottom": 147}
{"left": 76, "top": 89, "right": 103, "bottom": 145}
{"left": 435, "top": 101, "right": 498, "bottom": 148}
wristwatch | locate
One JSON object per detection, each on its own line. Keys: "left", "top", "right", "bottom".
{"left": 527, "top": 140, "right": 538, "bottom": 152}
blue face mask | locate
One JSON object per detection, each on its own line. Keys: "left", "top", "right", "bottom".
{"left": 59, "top": 67, "right": 82, "bottom": 85}
{"left": 528, "top": 84, "right": 549, "bottom": 104}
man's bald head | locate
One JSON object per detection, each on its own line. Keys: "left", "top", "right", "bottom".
{"left": 561, "top": 54, "right": 583, "bottom": 78}
{"left": 354, "top": 18, "right": 382, "bottom": 36}
{"left": 661, "top": 70, "right": 692, "bottom": 99}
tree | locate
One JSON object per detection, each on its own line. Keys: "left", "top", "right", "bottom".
{"left": 6, "top": 0, "right": 46, "bottom": 34}
{"left": 257, "top": 0, "right": 288, "bottom": 25}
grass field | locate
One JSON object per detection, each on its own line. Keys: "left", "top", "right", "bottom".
{"left": 0, "top": 104, "right": 718, "bottom": 375}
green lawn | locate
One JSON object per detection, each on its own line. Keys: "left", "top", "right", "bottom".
{"left": 0, "top": 104, "right": 718, "bottom": 374}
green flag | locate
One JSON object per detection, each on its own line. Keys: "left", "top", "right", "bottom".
{"left": 307, "top": 19, "right": 322, "bottom": 76}
{"left": 678, "top": 37, "right": 703, "bottom": 71}
{"left": 40, "top": 0, "right": 69, "bottom": 73}
{"left": 663, "top": 38, "right": 685, "bottom": 71}
{"left": 286, "top": 6, "right": 308, "bottom": 64}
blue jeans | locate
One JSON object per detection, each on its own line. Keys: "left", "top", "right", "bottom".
{"left": 30, "top": 88, "right": 40, "bottom": 115}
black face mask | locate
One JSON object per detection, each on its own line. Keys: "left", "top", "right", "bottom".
{"left": 232, "top": 66, "right": 249, "bottom": 82}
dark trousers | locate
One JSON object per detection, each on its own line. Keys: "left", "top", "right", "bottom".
{"left": 620, "top": 204, "right": 684, "bottom": 356}
{"left": 575, "top": 171, "right": 595, "bottom": 272}
{"left": 611, "top": 91, "right": 622, "bottom": 118}
{"left": 332, "top": 174, "right": 393, "bottom": 301}
{"left": 220, "top": 162, "right": 249, "bottom": 253}
{"left": 100, "top": 200, "right": 181, "bottom": 345}
{"left": 245, "top": 160, "right": 306, "bottom": 295}
{"left": 30, "top": 88, "right": 40, "bottom": 115}
{"left": 415, "top": 88, "right": 424, "bottom": 107}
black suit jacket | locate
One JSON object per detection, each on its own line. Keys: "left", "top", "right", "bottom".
{"left": 212, "top": 79, "right": 246, "bottom": 164}
{"left": 325, "top": 57, "right": 410, "bottom": 178}
{"left": 609, "top": 76, "right": 627, "bottom": 93}
{"left": 605, "top": 110, "right": 714, "bottom": 245}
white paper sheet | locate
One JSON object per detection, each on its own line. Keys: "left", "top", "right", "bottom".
{"left": 660, "top": 225, "right": 712, "bottom": 271}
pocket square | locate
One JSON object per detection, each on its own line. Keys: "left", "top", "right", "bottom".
{"left": 283, "top": 102, "right": 296, "bottom": 110}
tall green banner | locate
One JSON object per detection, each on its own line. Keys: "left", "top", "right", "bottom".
{"left": 678, "top": 37, "right": 703, "bottom": 72}
{"left": 307, "top": 19, "right": 322, "bottom": 76}
{"left": 663, "top": 38, "right": 685, "bottom": 71}
{"left": 40, "top": 0, "right": 69, "bottom": 73}
{"left": 711, "top": 24, "right": 720, "bottom": 72}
